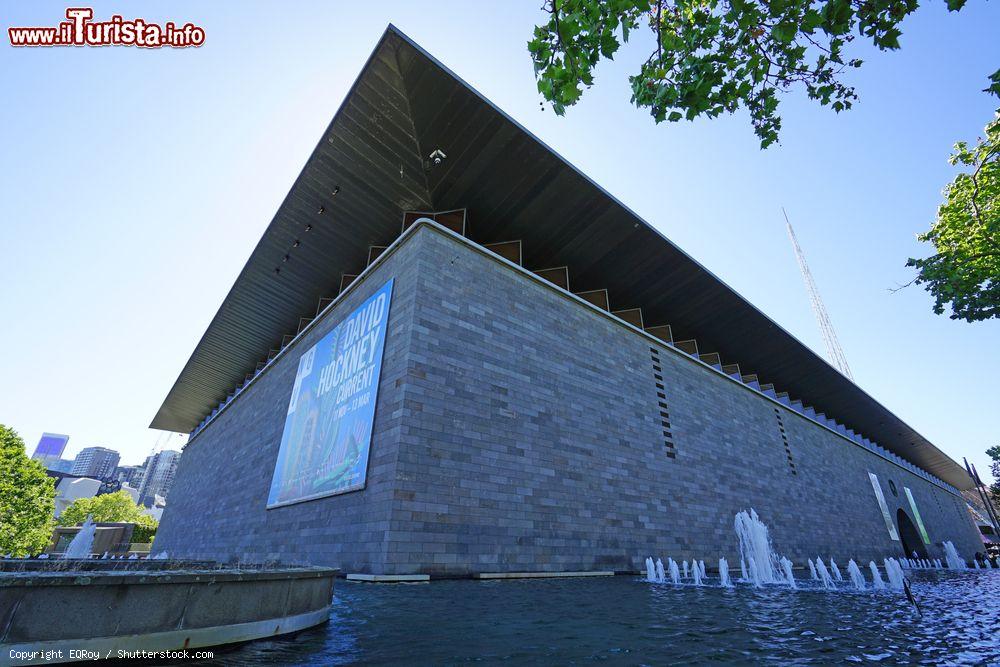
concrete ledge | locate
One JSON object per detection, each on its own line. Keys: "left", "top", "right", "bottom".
{"left": 346, "top": 573, "right": 430, "bottom": 583}
{"left": 473, "top": 571, "right": 614, "bottom": 580}
{"left": 0, "top": 565, "right": 335, "bottom": 663}
{"left": 2, "top": 608, "right": 329, "bottom": 666}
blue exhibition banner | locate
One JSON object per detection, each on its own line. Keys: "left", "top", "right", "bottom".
{"left": 267, "top": 279, "right": 393, "bottom": 508}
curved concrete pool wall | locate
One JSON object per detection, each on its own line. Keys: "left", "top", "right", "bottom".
{"left": 0, "top": 566, "right": 336, "bottom": 666}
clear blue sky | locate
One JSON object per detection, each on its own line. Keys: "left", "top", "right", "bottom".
{"left": 1, "top": 1, "right": 997, "bottom": 482}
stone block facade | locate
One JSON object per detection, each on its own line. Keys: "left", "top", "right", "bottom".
{"left": 156, "top": 223, "right": 982, "bottom": 575}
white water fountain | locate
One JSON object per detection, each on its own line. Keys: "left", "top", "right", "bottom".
{"left": 830, "top": 558, "right": 843, "bottom": 582}
{"left": 699, "top": 560, "right": 707, "bottom": 580}
{"left": 734, "top": 509, "right": 786, "bottom": 587}
{"left": 682, "top": 560, "right": 689, "bottom": 579}
{"left": 974, "top": 560, "right": 981, "bottom": 570}
{"left": 984, "top": 558, "right": 993, "bottom": 569}
{"left": 669, "top": 558, "right": 680, "bottom": 584}
{"left": 846, "top": 559, "right": 866, "bottom": 590}
{"left": 883, "top": 558, "right": 904, "bottom": 590}
{"left": 815, "top": 558, "right": 834, "bottom": 589}
{"left": 807, "top": 558, "right": 818, "bottom": 580}
{"left": 656, "top": 558, "right": 666, "bottom": 583}
{"left": 692, "top": 561, "right": 703, "bottom": 586}
{"left": 943, "top": 541, "right": 965, "bottom": 570}
{"left": 868, "top": 561, "right": 885, "bottom": 590}
{"left": 63, "top": 516, "right": 96, "bottom": 559}
{"left": 645, "top": 557, "right": 657, "bottom": 582}
{"left": 719, "top": 558, "right": 732, "bottom": 587}
{"left": 780, "top": 557, "right": 796, "bottom": 589}
{"left": 740, "top": 558, "right": 748, "bottom": 582}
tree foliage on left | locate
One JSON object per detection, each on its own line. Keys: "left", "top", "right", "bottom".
{"left": 59, "top": 490, "right": 159, "bottom": 543}
{"left": 0, "top": 424, "right": 56, "bottom": 557}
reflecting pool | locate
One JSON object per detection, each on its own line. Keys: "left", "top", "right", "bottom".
{"left": 200, "top": 570, "right": 999, "bottom": 665}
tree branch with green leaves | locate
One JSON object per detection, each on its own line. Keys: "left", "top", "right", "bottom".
{"left": 906, "top": 111, "right": 1000, "bottom": 322}
{"left": 528, "top": 0, "right": 941, "bottom": 148}
{"left": 529, "top": 1, "right": 999, "bottom": 321}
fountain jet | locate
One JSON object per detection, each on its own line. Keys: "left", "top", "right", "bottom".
{"left": 883, "top": 558, "right": 904, "bottom": 590}
{"left": 780, "top": 557, "right": 796, "bottom": 589}
{"left": 868, "top": 561, "right": 885, "bottom": 590}
{"left": 719, "top": 558, "right": 732, "bottom": 587}
{"left": 669, "top": 558, "right": 680, "bottom": 584}
{"left": 846, "top": 559, "right": 866, "bottom": 590}
{"left": 734, "top": 509, "right": 786, "bottom": 587}
{"left": 943, "top": 542, "right": 965, "bottom": 570}
{"left": 63, "top": 516, "right": 96, "bottom": 560}
{"left": 815, "top": 558, "right": 834, "bottom": 589}
{"left": 830, "top": 558, "right": 843, "bottom": 582}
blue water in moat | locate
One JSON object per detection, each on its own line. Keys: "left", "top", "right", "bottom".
{"left": 197, "top": 570, "right": 999, "bottom": 665}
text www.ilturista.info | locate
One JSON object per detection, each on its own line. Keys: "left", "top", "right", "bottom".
{"left": 8, "top": 8, "right": 205, "bottom": 48}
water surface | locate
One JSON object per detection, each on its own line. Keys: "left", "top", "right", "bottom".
{"left": 201, "top": 570, "right": 1000, "bottom": 665}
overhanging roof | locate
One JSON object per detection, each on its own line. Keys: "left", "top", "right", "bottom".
{"left": 151, "top": 25, "right": 973, "bottom": 492}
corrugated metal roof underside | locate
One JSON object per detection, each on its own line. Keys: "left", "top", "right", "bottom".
{"left": 151, "top": 26, "right": 972, "bottom": 492}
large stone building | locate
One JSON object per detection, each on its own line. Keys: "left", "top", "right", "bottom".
{"left": 153, "top": 27, "right": 983, "bottom": 575}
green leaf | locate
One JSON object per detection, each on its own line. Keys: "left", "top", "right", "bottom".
{"left": 771, "top": 22, "right": 797, "bottom": 44}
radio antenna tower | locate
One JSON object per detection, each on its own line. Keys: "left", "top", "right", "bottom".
{"left": 783, "top": 208, "right": 854, "bottom": 381}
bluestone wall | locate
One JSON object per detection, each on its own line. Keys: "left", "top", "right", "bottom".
{"left": 156, "top": 224, "right": 982, "bottom": 575}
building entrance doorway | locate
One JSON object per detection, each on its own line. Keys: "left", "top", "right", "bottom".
{"left": 896, "top": 508, "right": 928, "bottom": 559}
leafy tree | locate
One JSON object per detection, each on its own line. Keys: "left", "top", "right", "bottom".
{"left": 130, "top": 514, "right": 158, "bottom": 543}
{"left": 528, "top": 1, "right": 998, "bottom": 320}
{"left": 59, "top": 490, "right": 158, "bottom": 542}
{"left": 987, "top": 445, "right": 1000, "bottom": 508}
{"left": 0, "top": 424, "right": 56, "bottom": 557}
{"left": 905, "top": 113, "right": 1000, "bottom": 322}
{"left": 527, "top": 0, "right": 986, "bottom": 148}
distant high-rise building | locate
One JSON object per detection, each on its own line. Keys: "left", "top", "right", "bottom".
{"left": 31, "top": 433, "right": 69, "bottom": 468}
{"left": 71, "top": 447, "right": 120, "bottom": 480}
{"left": 138, "top": 450, "right": 181, "bottom": 506}
{"left": 46, "top": 458, "right": 76, "bottom": 474}
{"left": 115, "top": 464, "right": 146, "bottom": 489}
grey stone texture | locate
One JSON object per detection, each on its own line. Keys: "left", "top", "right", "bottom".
{"left": 156, "top": 224, "right": 983, "bottom": 575}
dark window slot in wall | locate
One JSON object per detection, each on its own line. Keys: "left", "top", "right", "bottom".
{"left": 650, "top": 347, "right": 677, "bottom": 458}
{"left": 774, "top": 408, "right": 796, "bottom": 475}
